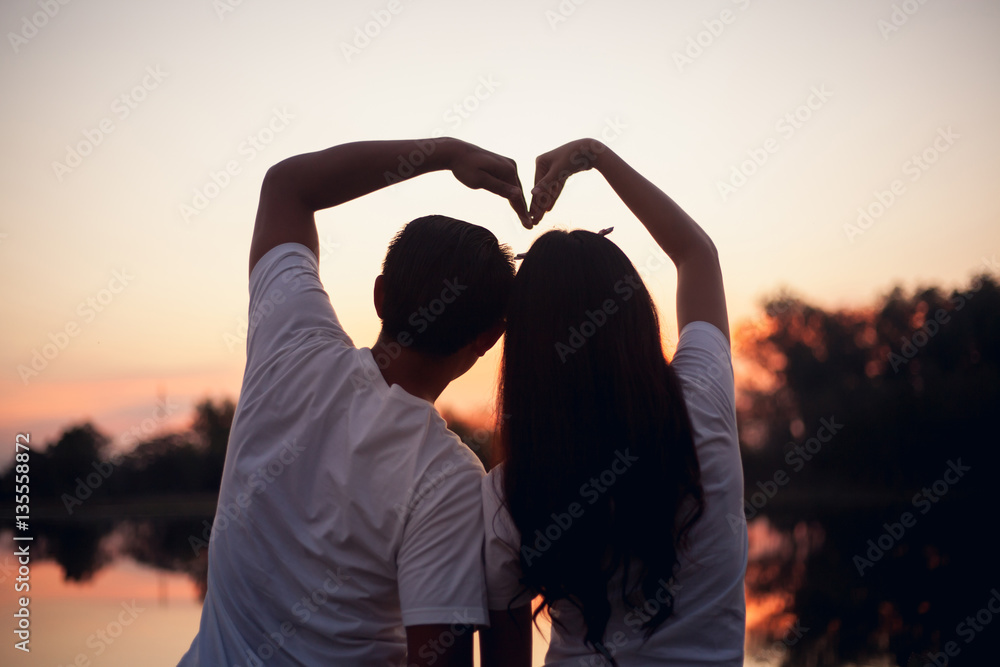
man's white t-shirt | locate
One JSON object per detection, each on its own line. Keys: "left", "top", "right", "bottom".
{"left": 180, "top": 243, "right": 488, "bottom": 666}
{"left": 482, "top": 321, "right": 747, "bottom": 666}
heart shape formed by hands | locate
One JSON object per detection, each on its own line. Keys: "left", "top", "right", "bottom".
{"left": 448, "top": 138, "right": 607, "bottom": 230}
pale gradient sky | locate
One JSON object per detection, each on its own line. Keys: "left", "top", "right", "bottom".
{"left": 2, "top": 0, "right": 999, "bottom": 450}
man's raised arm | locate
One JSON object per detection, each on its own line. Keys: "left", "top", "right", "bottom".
{"left": 249, "top": 138, "right": 530, "bottom": 275}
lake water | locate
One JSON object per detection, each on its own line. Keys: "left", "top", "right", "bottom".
{"left": 0, "top": 557, "right": 808, "bottom": 667}
{"left": 0, "top": 559, "right": 555, "bottom": 667}
{"left": 9, "top": 512, "right": 911, "bottom": 667}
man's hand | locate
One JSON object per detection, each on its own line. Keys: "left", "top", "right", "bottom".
{"left": 528, "top": 138, "right": 605, "bottom": 226}
{"left": 447, "top": 139, "right": 530, "bottom": 228}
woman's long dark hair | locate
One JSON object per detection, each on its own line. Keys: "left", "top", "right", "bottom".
{"left": 496, "top": 229, "right": 704, "bottom": 659}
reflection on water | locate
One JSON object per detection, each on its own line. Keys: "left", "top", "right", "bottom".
{"left": 0, "top": 560, "right": 202, "bottom": 667}
{"left": 0, "top": 519, "right": 828, "bottom": 667}
{"left": 2, "top": 487, "right": 816, "bottom": 666}
{"left": 0, "top": 560, "right": 549, "bottom": 667}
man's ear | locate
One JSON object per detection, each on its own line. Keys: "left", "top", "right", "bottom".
{"left": 472, "top": 320, "right": 505, "bottom": 357}
{"left": 373, "top": 275, "right": 385, "bottom": 319}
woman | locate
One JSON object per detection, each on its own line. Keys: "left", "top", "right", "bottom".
{"left": 480, "top": 138, "right": 747, "bottom": 666}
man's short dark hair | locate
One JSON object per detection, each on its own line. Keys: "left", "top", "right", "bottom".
{"left": 380, "top": 214, "right": 515, "bottom": 357}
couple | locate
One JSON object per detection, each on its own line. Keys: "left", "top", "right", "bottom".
{"left": 179, "top": 136, "right": 747, "bottom": 666}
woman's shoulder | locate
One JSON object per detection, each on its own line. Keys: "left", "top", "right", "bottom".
{"left": 675, "top": 321, "right": 731, "bottom": 363}
{"left": 481, "top": 464, "right": 506, "bottom": 510}
{"left": 671, "top": 321, "right": 735, "bottom": 414}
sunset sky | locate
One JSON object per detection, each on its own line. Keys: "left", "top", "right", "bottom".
{"left": 2, "top": 0, "right": 999, "bottom": 453}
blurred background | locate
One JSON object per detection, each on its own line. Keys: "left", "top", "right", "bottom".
{"left": 1, "top": 0, "right": 999, "bottom": 665}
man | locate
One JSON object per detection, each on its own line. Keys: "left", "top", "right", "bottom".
{"left": 179, "top": 137, "right": 530, "bottom": 666}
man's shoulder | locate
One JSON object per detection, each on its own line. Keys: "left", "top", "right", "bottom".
{"left": 386, "top": 410, "right": 487, "bottom": 530}
{"left": 251, "top": 242, "right": 317, "bottom": 281}
{"left": 420, "top": 412, "right": 487, "bottom": 476}
{"left": 361, "top": 392, "right": 486, "bottom": 482}
{"left": 244, "top": 241, "right": 355, "bottom": 363}
{"left": 402, "top": 411, "right": 486, "bottom": 507}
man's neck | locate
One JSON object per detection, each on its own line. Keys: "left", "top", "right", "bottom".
{"left": 371, "top": 338, "right": 453, "bottom": 403}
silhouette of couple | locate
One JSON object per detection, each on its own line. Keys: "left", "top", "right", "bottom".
{"left": 179, "top": 137, "right": 747, "bottom": 666}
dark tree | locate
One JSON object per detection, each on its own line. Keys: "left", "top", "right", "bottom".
{"left": 738, "top": 275, "right": 999, "bottom": 666}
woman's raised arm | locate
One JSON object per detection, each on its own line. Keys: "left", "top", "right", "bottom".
{"left": 529, "top": 139, "right": 729, "bottom": 341}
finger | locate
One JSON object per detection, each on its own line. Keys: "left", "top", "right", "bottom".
{"left": 472, "top": 171, "right": 530, "bottom": 227}
{"left": 529, "top": 173, "right": 554, "bottom": 223}
{"left": 487, "top": 158, "right": 532, "bottom": 228}
{"left": 511, "top": 171, "right": 531, "bottom": 229}
{"left": 511, "top": 194, "right": 531, "bottom": 229}
{"left": 529, "top": 158, "right": 549, "bottom": 225}
{"left": 529, "top": 186, "right": 552, "bottom": 225}
{"left": 529, "top": 176, "right": 563, "bottom": 225}
{"left": 528, "top": 189, "right": 544, "bottom": 225}
{"left": 473, "top": 170, "right": 521, "bottom": 200}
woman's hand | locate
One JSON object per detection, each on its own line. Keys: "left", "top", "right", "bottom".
{"left": 528, "top": 138, "right": 607, "bottom": 226}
